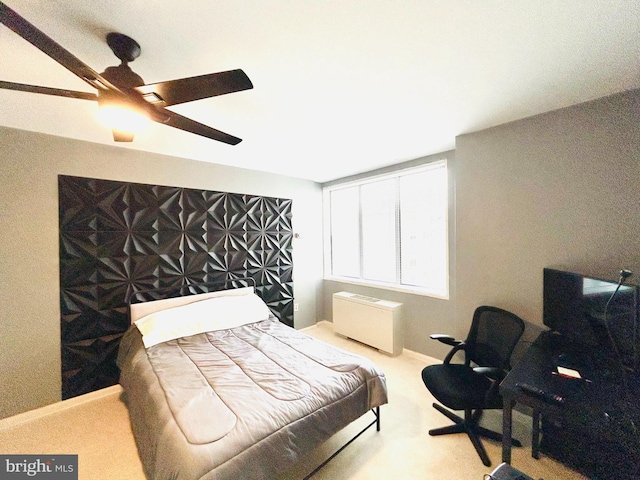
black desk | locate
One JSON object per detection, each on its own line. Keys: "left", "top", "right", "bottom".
{"left": 500, "top": 332, "right": 640, "bottom": 479}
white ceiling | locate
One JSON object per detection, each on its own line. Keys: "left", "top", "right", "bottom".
{"left": 1, "top": 1, "right": 639, "bottom": 183}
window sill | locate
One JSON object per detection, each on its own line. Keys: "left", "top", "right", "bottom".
{"left": 323, "top": 276, "right": 449, "bottom": 300}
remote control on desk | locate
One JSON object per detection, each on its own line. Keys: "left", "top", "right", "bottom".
{"left": 516, "top": 382, "right": 566, "bottom": 405}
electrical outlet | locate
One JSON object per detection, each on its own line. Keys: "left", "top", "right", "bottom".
{"left": 294, "top": 303, "right": 299, "bottom": 312}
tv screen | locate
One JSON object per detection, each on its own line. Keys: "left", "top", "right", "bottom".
{"left": 543, "top": 268, "right": 638, "bottom": 370}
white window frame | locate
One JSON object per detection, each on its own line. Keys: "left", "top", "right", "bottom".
{"left": 323, "top": 160, "right": 449, "bottom": 298}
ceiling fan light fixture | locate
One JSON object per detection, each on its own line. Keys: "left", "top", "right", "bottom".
{"left": 97, "top": 101, "right": 149, "bottom": 134}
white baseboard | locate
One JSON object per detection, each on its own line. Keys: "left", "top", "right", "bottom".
{"left": 300, "top": 320, "right": 332, "bottom": 333}
{"left": 402, "top": 348, "right": 436, "bottom": 363}
{"left": 0, "top": 384, "right": 123, "bottom": 431}
{"left": 306, "top": 320, "right": 438, "bottom": 363}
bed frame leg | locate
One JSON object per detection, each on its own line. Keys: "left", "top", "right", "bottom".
{"left": 303, "top": 407, "right": 382, "bottom": 479}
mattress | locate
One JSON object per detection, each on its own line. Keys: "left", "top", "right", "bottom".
{"left": 117, "top": 291, "right": 388, "bottom": 480}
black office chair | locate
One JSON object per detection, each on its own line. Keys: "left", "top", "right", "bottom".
{"left": 421, "top": 306, "right": 526, "bottom": 466}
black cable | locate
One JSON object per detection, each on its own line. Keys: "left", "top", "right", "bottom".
{"left": 603, "top": 269, "right": 633, "bottom": 388}
{"left": 634, "top": 287, "right": 639, "bottom": 372}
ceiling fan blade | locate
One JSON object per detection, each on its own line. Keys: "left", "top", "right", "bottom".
{"left": 0, "top": 80, "right": 98, "bottom": 101}
{"left": 158, "top": 109, "right": 242, "bottom": 145}
{"left": 0, "top": 2, "right": 121, "bottom": 93}
{"left": 134, "top": 69, "right": 253, "bottom": 107}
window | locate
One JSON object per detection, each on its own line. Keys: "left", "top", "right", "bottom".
{"left": 324, "top": 160, "right": 448, "bottom": 297}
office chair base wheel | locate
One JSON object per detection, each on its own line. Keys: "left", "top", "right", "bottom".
{"left": 428, "top": 403, "right": 522, "bottom": 467}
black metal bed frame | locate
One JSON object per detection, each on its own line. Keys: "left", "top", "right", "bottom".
{"left": 304, "top": 406, "right": 381, "bottom": 479}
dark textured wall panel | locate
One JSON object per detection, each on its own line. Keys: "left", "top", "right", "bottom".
{"left": 59, "top": 175, "right": 293, "bottom": 399}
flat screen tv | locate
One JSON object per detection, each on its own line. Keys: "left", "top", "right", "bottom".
{"left": 543, "top": 268, "right": 639, "bottom": 371}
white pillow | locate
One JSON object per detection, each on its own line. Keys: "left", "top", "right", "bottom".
{"left": 135, "top": 293, "right": 270, "bottom": 348}
{"left": 130, "top": 286, "right": 255, "bottom": 323}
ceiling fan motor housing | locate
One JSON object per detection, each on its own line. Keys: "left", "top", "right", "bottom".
{"left": 100, "top": 64, "right": 145, "bottom": 90}
{"left": 106, "top": 32, "right": 141, "bottom": 64}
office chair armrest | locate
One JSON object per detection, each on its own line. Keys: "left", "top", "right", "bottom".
{"left": 443, "top": 342, "right": 468, "bottom": 364}
{"left": 430, "top": 335, "right": 468, "bottom": 364}
{"left": 429, "top": 334, "right": 463, "bottom": 347}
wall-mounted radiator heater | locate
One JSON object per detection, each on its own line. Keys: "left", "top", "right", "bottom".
{"left": 332, "top": 291, "right": 403, "bottom": 356}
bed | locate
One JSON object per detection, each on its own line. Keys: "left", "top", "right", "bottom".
{"left": 116, "top": 281, "right": 388, "bottom": 480}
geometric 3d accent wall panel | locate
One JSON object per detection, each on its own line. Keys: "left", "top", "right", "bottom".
{"left": 59, "top": 175, "right": 293, "bottom": 399}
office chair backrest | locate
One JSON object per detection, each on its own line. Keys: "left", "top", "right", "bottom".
{"left": 465, "top": 306, "right": 525, "bottom": 371}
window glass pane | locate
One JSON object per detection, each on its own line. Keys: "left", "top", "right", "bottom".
{"left": 399, "top": 165, "right": 447, "bottom": 294}
{"left": 330, "top": 187, "right": 360, "bottom": 277}
{"left": 361, "top": 179, "right": 396, "bottom": 283}
{"left": 324, "top": 160, "right": 449, "bottom": 298}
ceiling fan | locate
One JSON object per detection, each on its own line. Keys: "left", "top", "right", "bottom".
{"left": 0, "top": 2, "right": 253, "bottom": 144}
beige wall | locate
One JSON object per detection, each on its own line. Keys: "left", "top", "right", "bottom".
{"left": 321, "top": 89, "right": 640, "bottom": 362}
{"left": 2, "top": 88, "right": 638, "bottom": 418}
{"left": 454, "top": 88, "right": 640, "bottom": 352}
{"left": 0, "top": 128, "right": 323, "bottom": 418}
